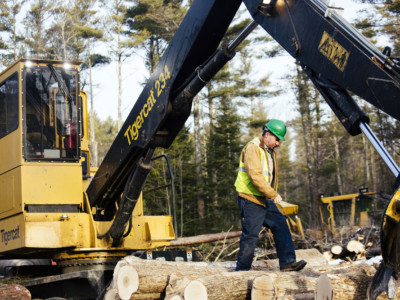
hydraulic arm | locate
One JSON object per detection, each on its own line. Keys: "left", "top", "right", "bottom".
{"left": 86, "top": 0, "right": 243, "bottom": 217}
{"left": 86, "top": 0, "right": 400, "bottom": 298}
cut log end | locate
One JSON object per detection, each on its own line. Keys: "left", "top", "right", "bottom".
{"left": 184, "top": 280, "right": 207, "bottom": 300}
{"left": 251, "top": 275, "right": 275, "bottom": 300}
{"left": 346, "top": 240, "right": 365, "bottom": 254}
{"left": 116, "top": 265, "right": 139, "bottom": 300}
{"left": 0, "top": 284, "right": 31, "bottom": 300}
{"left": 331, "top": 245, "right": 343, "bottom": 256}
{"left": 315, "top": 274, "right": 333, "bottom": 300}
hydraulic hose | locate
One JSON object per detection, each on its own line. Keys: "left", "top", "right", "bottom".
{"left": 101, "top": 148, "right": 154, "bottom": 246}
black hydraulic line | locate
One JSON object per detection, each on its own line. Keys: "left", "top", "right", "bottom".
{"left": 227, "top": 20, "right": 258, "bottom": 52}
{"left": 103, "top": 148, "right": 155, "bottom": 246}
{"left": 172, "top": 20, "right": 258, "bottom": 112}
{"left": 122, "top": 216, "right": 132, "bottom": 238}
{"left": 151, "top": 154, "right": 177, "bottom": 236}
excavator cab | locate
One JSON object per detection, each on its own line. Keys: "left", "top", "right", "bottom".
{"left": 0, "top": 59, "right": 86, "bottom": 255}
{"left": 23, "top": 61, "right": 80, "bottom": 161}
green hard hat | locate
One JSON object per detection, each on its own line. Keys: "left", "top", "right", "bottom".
{"left": 264, "top": 119, "right": 286, "bottom": 141}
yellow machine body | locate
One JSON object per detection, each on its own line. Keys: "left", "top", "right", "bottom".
{"left": 319, "top": 191, "right": 376, "bottom": 237}
{"left": 0, "top": 59, "right": 175, "bottom": 258}
{"left": 277, "top": 201, "right": 305, "bottom": 239}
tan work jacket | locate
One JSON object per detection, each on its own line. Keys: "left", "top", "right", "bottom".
{"left": 237, "top": 137, "right": 278, "bottom": 207}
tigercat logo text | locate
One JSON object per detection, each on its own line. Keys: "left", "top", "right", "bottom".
{"left": 318, "top": 31, "right": 349, "bottom": 72}
{"left": 1, "top": 226, "right": 20, "bottom": 246}
{"left": 124, "top": 65, "right": 171, "bottom": 145}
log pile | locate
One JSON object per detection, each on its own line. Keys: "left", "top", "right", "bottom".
{"left": 323, "top": 240, "right": 367, "bottom": 262}
{"left": 104, "top": 249, "right": 400, "bottom": 300}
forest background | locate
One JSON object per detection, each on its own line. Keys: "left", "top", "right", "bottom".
{"left": 0, "top": 0, "right": 399, "bottom": 238}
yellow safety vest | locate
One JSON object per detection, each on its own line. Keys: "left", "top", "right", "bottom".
{"left": 234, "top": 137, "right": 275, "bottom": 196}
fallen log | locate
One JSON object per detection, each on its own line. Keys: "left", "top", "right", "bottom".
{"left": 366, "top": 247, "right": 381, "bottom": 259}
{"left": 169, "top": 231, "right": 242, "bottom": 246}
{"left": 108, "top": 256, "right": 229, "bottom": 299}
{"left": 325, "top": 263, "right": 400, "bottom": 299}
{"left": 166, "top": 271, "right": 271, "bottom": 300}
{"left": 0, "top": 284, "right": 31, "bottom": 300}
{"left": 165, "top": 263, "right": 400, "bottom": 300}
{"left": 166, "top": 271, "right": 319, "bottom": 300}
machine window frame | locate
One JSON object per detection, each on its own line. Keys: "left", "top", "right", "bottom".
{"left": 22, "top": 65, "right": 81, "bottom": 161}
{"left": 0, "top": 72, "right": 19, "bottom": 139}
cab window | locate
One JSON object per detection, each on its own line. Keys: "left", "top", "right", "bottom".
{"left": 0, "top": 73, "right": 19, "bottom": 138}
{"left": 24, "top": 66, "right": 79, "bottom": 160}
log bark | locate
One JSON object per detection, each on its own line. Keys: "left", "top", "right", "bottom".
{"left": 366, "top": 247, "right": 381, "bottom": 259}
{"left": 165, "top": 275, "right": 190, "bottom": 300}
{"left": 325, "top": 264, "right": 400, "bottom": 300}
{"left": 170, "top": 271, "right": 270, "bottom": 300}
{"left": 0, "top": 284, "right": 31, "bottom": 300}
{"left": 169, "top": 231, "right": 242, "bottom": 246}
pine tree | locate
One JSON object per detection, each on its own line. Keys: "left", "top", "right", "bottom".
{"left": 205, "top": 96, "right": 242, "bottom": 232}
{"left": 125, "top": 0, "right": 187, "bottom": 72}
{"left": 46, "top": 0, "right": 81, "bottom": 60}
{"left": 72, "top": 0, "right": 103, "bottom": 167}
{"left": 0, "top": 0, "right": 27, "bottom": 66}
{"left": 23, "top": 0, "right": 54, "bottom": 58}
{"left": 100, "top": 0, "right": 140, "bottom": 129}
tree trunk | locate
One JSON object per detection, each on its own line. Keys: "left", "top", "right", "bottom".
{"left": 88, "top": 43, "right": 98, "bottom": 167}
{"left": 193, "top": 96, "right": 205, "bottom": 231}
{"left": 117, "top": 53, "right": 123, "bottom": 130}
{"left": 296, "top": 62, "right": 317, "bottom": 228}
{"left": 332, "top": 134, "right": 343, "bottom": 195}
{"left": 363, "top": 134, "right": 370, "bottom": 188}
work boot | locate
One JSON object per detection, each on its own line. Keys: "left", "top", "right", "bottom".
{"left": 280, "top": 260, "right": 307, "bottom": 272}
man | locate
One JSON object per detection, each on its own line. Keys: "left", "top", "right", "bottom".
{"left": 234, "top": 119, "right": 306, "bottom": 272}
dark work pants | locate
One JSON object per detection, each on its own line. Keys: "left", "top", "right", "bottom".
{"left": 235, "top": 196, "right": 296, "bottom": 271}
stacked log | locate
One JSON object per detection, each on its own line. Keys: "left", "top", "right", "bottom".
{"left": 104, "top": 249, "right": 400, "bottom": 300}
{"left": 324, "top": 240, "right": 367, "bottom": 262}
{"left": 0, "top": 284, "right": 31, "bottom": 299}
